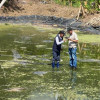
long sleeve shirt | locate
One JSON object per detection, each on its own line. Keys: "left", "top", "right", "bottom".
{"left": 56, "top": 35, "right": 64, "bottom": 45}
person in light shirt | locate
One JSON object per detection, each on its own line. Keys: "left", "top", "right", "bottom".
{"left": 67, "top": 28, "right": 78, "bottom": 70}
{"left": 52, "top": 31, "right": 65, "bottom": 68}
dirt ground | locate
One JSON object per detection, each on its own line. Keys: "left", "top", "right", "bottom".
{"left": 0, "top": 0, "right": 100, "bottom": 26}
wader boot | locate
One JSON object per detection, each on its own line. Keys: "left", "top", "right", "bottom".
{"left": 57, "top": 61, "right": 60, "bottom": 68}
{"left": 52, "top": 61, "right": 55, "bottom": 68}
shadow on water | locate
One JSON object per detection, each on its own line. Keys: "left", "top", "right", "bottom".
{"left": 0, "top": 25, "right": 100, "bottom": 100}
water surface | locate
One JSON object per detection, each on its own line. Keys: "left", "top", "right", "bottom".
{"left": 0, "top": 25, "right": 100, "bottom": 100}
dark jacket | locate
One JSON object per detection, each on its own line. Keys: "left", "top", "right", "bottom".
{"left": 53, "top": 34, "right": 63, "bottom": 52}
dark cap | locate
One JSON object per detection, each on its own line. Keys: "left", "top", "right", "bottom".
{"left": 67, "top": 27, "right": 73, "bottom": 32}
{"left": 59, "top": 31, "right": 65, "bottom": 35}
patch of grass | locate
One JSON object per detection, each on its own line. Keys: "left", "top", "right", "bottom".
{"left": 78, "top": 32, "right": 100, "bottom": 43}
{"left": 0, "top": 24, "right": 100, "bottom": 44}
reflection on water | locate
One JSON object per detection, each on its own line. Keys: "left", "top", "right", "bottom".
{"left": 0, "top": 25, "right": 100, "bottom": 100}
{"left": 34, "top": 71, "right": 48, "bottom": 76}
{"left": 12, "top": 49, "right": 22, "bottom": 59}
{"left": 70, "top": 70, "right": 77, "bottom": 89}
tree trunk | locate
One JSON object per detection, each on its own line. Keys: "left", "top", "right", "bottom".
{"left": 0, "top": 0, "right": 7, "bottom": 9}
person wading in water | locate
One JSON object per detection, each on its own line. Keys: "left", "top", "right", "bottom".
{"left": 52, "top": 31, "right": 65, "bottom": 69}
{"left": 67, "top": 28, "right": 78, "bottom": 70}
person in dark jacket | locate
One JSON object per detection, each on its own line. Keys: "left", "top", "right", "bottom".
{"left": 52, "top": 31, "right": 65, "bottom": 68}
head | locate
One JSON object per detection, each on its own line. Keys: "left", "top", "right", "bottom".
{"left": 67, "top": 27, "right": 73, "bottom": 34}
{"left": 59, "top": 31, "right": 65, "bottom": 38}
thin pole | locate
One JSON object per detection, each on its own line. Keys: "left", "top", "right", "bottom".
{"left": 0, "top": 0, "right": 7, "bottom": 9}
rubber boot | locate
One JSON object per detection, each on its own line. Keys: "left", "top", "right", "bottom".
{"left": 57, "top": 61, "right": 60, "bottom": 68}
{"left": 52, "top": 61, "right": 55, "bottom": 68}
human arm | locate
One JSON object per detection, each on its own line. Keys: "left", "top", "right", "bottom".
{"left": 68, "top": 38, "right": 78, "bottom": 43}
{"left": 68, "top": 33, "right": 78, "bottom": 43}
{"left": 56, "top": 37, "right": 64, "bottom": 45}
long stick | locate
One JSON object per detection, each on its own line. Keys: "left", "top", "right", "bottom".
{"left": 0, "top": 0, "right": 7, "bottom": 9}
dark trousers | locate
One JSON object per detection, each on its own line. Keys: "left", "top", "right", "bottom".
{"left": 52, "top": 51, "right": 60, "bottom": 62}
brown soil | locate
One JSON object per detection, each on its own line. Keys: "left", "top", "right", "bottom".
{"left": 0, "top": 0, "right": 100, "bottom": 26}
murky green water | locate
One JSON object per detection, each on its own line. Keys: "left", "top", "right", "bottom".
{"left": 0, "top": 25, "right": 100, "bottom": 100}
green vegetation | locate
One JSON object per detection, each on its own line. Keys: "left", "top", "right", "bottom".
{"left": 49, "top": 30, "right": 100, "bottom": 44}
{"left": 0, "top": 24, "right": 100, "bottom": 100}
{"left": 78, "top": 32, "right": 100, "bottom": 43}
{"left": 0, "top": 0, "right": 100, "bottom": 99}
{"left": 0, "top": 24, "right": 100, "bottom": 44}
{"left": 54, "top": 0, "right": 100, "bottom": 11}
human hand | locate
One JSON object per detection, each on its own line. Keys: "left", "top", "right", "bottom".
{"left": 64, "top": 39, "right": 66, "bottom": 42}
{"left": 65, "top": 37, "right": 68, "bottom": 39}
{"left": 68, "top": 38, "right": 72, "bottom": 41}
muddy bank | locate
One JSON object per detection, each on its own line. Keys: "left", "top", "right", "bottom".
{"left": 0, "top": 15, "right": 100, "bottom": 34}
